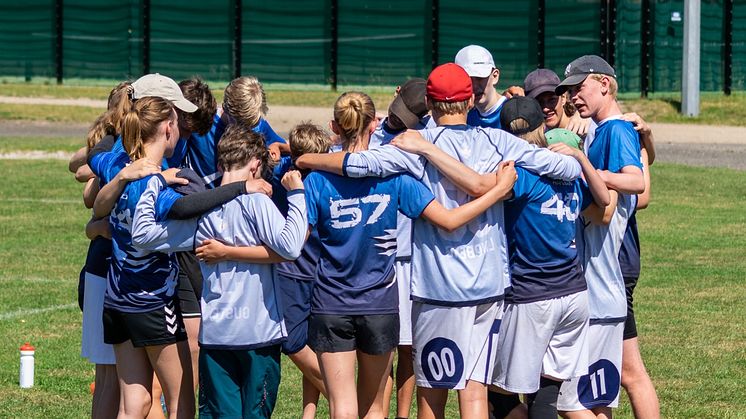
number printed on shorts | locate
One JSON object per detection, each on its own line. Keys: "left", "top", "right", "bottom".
{"left": 421, "top": 337, "right": 464, "bottom": 388}
{"left": 329, "top": 194, "right": 391, "bottom": 229}
{"left": 577, "top": 359, "right": 620, "bottom": 409}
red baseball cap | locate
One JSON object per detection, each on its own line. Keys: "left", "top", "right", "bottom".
{"left": 427, "top": 63, "right": 473, "bottom": 102}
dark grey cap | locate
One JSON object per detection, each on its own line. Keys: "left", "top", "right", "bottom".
{"left": 555, "top": 55, "right": 616, "bottom": 95}
{"left": 524, "top": 68, "right": 561, "bottom": 98}
{"left": 388, "top": 78, "right": 428, "bottom": 129}
{"left": 499, "top": 96, "right": 545, "bottom": 136}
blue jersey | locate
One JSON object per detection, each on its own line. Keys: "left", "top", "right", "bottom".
{"left": 504, "top": 168, "right": 591, "bottom": 304}
{"left": 305, "top": 171, "right": 434, "bottom": 315}
{"left": 90, "top": 150, "right": 131, "bottom": 184}
{"left": 109, "top": 135, "right": 187, "bottom": 169}
{"left": 187, "top": 111, "right": 287, "bottom": 188}
{"left": 466, "top": 96, "right": 507, "bottom": 129}
{"left": 587, "top": 119, "right": 642, "bottom": 173}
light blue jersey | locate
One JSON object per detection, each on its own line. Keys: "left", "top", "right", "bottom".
{"left": 466, "top": 96, "right": 507, "bottom": 129}
{"left": 131, "top": 177, "right": 308, "bottom": 349}
{"left": 343, "top": 125, "right": 581, "bottom": 306}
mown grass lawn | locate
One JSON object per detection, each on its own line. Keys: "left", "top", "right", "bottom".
{"left": 0, "top": 152, "right": 744, "bottom": 417}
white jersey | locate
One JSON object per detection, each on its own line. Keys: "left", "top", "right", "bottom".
{"left": 343, "top": 125, "right": 581, "bottom": 305}
{"left": 131, "top": 177, "right": 308, "bottom": 349}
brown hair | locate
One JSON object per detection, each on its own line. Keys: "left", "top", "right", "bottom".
{"left": 334, "top": 92, "right": 376, "bottom": 150}
{"left": 178, "top": 78, "right": 217, "bottom": 135}
{"left": 85, "top": 82, "right": 133, "bottom": 150}
{"left": 223, "top": 76, "right": 268, "bottom": 128}
{"left": 509, "top": 119, "right": 548, "bottom": 148}
{"left": 121, "top": 97, "right": 176, "bottom": 160}
{"left": 427, "top": 98, "right": 470, "bottom": 115}
{"left": 288, "top": 122, "right": 331, "bottom": 160}
{"left": 217, "top": 124, "right": 272, "bottom": 176}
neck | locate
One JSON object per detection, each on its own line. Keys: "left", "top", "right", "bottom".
{"left": 345, "top": 134, "right": 370, "bottom": 152}
{"left": 477, "top": 90, "right": 499, "bottom": 113}
{"left": 142, "top": 140, "right": 165, "bottom": 164}
{"left": 593, "top": 98, "right": 622, "bottom": 123}
{"left": 220, "top": 167, "right": 252, "bottom": 186}
{"left": 433, "top": 110, "right": 468, "bottom": 126}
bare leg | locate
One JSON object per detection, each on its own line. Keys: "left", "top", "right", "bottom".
{"left": 592, "top": 406, "right": 612, "bottom": 419}
{"left": 621, "top": 337, "right": 660, "bottom": 419}
{"left": 183, "top": 317, "right": 200, "bottom": 392}
{"left": 92, "top": 364, "right": 120, "bottom": 419}
{"left": 146, "top": 341, "right": 195, "bottom": 419}
{"left": 301, "top": 375, "right": 321, "bottom": 419}
{"left": 318, "top": 350, "right": 358, "bottom": 419}
{"left": 396, "top": 345, "right": 416, "bottom": 418}
{"left": 147, "top": 375, "right": 165, "bottom": 419}
{"left": 457, "top": 380, "right": 488, "bottom": 419}
{"left": 289, "top": 345, "right": 327, "bottom": 397}
{"left": 382, "top": 369, "right": 394, "bottom": 417}
{"left": 417, "top": 387, "right": 448, "bottom": 419}
{"left": 113, "top": 341, "right": 153, "bottom": 419}
{"left": 357, "top": 350, "right": 394, "bottom": 419}
{"left": 560, "top": 409, "right": 598, "bottom": 419}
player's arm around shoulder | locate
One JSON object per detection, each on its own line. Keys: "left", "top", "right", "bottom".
{"left": 497, "top": 128, "right": 582, "bottom": 181}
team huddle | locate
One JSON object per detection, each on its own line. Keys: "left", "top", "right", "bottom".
{"left": 70, "top": 44, "right": 658, "bottom": 419}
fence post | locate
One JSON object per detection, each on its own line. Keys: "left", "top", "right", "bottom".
{"left": 142, "top": 0, "right": 151, "bottom": 75}
{"left": 233, "top": 0, "right": 242, "bottom": 79}
{"left": 537, "top": 0, "right": 545, "bottom": 68}
{"left": 600, "top": 0, "right": 617, "bottom": 68}
{"left": 723, "top": 0, "right": 733, "bottom": 96}
{"left": 431, "top": 0, "right": 439, "bottom": 70}
{"left": 681, "top": 0, "right": 700, "bottom": 116}
{"left": 640, "top": 0, "right": 652, "bottom": 97}
{"left": 55, "top": 0, "right": 63, "bottom": 84}
{"left": 329, "top": 0, "right": 338, "bottom": 91}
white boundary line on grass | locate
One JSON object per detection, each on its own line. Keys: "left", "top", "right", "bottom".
{"left": 0, "top": 303, "right": 77, "bottom": 321}
{"left": 5, "top": 197, "right": 80, "bottom": 205}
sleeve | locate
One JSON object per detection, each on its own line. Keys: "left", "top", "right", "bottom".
{"left": 254, "top": 118, "right": 287, "bottom": 146}
{"left": 246, "top": 191, "right": 308, "bottom": 260}
{"left": 397, "top": 175, "right": 435, "bottom": 219}
{"left": 343, "top": 145, "right": 426, "bottom": 179}
{"left": 89, "top": 151, "right": 116, "bottom": 182}
{"left": 608, "top": 123, "right": 642, "bottom": 173}
{"left": 131, "top": 175, "right": 198, "bottom": 252}
{"left": 496, "top": 129, "right": 582, "bottom": 181}
{"left": 154, "top": 187, "right": 183, "bottom": 222}
{"left": 577, "top": 179, "right": 594, "bottom": 211}
{"left": 508, "top": 167, "right": 535, "bottom": 203}
{"left": 167, "top": 181, "right": 247, "bottom": 220}
{"left": 87, "top": 134, "right": 116, "bottom": 165}
{"left": 304, "top": 175, "right": 319, "bottom": 227}
{"left": 273, "top": 156, "right": 292, "bottom": 180}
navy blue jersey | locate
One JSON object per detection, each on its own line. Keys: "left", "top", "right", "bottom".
{"left": 270, "top": 156, "right": 293, "bottom": 217}
{"left": 96, "top": 153, "right": 183, "bottom": 312}
{"left": 84, "top": 236, "right": 112, "bottom": 278}
{"left": 305, "top": 172, "right": 434, "bottom": 315}
{"left": 587, "top": 119, "right": 642, "bottom": 173}
{"left": 466, "top": 96, "right": 506, "bottom": 129}
{"left": 618, "top": 211, "right": 640, "bottom": 279}
{"left": 504, "top": 167, "right": 591, "bottom": 303}
{"left": 186, "top": 112, "right": 287, "bottom": 188}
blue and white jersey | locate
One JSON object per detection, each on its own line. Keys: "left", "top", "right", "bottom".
{"left": 305, "top": 171, "right": 434, "bottom": 315}
{"left": 186, "top": 109, "right": 287, "bottom": 188}
{"left": 504, "top": 167, "right": 591, "bottom": 304}
{"left": 343, "top": 125, "right": 581, "bottom": 306}
{"left": 466, "top": 96, "right": 507, "bottom": 129}
{"left": 131, "top": 177, "right": 308, "bottom": 349}
{"left": 90, "top": 150, "right": 130, "bottom": 184}
{"left": 109, "top": 135, "right": 187, "bottom": 169}
{"left": 618, "top": 211, "right": 640, "bottom": 279}
{"left": 101, "top": 168, "right": 182, "bottom": 313}
{"left": 579, "top": 116, "right": 641, "bottom": 322}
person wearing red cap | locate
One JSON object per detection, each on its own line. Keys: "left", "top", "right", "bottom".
{"left": 296, "top": 63, "right": 582, "bottom": 419}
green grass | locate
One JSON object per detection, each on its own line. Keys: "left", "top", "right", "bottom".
{"left": 0, "top": 103, "right": 101, "bottom": 123}
{"left": 620, "top": 92, "right": 746, "bottom": 127}
{"left": 0, "top": 137, "right": 83, "bottom": 153}
{"left": 1, "top": 156, "right": 745, "bottom": 417}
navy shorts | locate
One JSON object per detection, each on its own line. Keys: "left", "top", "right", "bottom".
{"left": 623, "top": 277, "right": 638, "bottom": 340}
{"left": 278, "top": 274, "right": 314, "bottom": 355}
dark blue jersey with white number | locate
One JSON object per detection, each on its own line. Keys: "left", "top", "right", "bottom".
{"left": 305, "top": 172, "right": 434, "bottom": 315}
{"left": 504, "top": 167, "right": 592, "bottom": 303}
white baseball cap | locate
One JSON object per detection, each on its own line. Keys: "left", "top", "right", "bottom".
{"left": 131, "top": 73, "right": 197, "bottom": 113}
{"left": 454, "top": 45, "right": 495, "bottom": 78}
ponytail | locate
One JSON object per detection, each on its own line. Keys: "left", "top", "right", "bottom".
{"left": 85, "top": 82, "right": 133, "bottom": 151}
{"left": 122, "top": 107, "right": 145, "bottom": 160}
{"left": 333, "top": 92, "right": 375, "bottom": 150}
{"left": 121, "top": 96, "right": 175, "bottom": 161}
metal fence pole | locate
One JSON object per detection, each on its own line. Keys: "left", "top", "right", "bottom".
{"left": 640, "top": 0, "right": 652, "bottom": 97}
{"left": 431, "top": 0, "right": 439, "bottom": 70}
{"left": 142, "top": 0, "right": 151, "bottom": 75}
{"left": 682, "top": 0, "right": 700, "bottom": 116}
{"left": 329, "top": 0, "right": 338, "bottom": 91}
{"left": 537, "top": 0, "right": 545, "bottom": 68}
{"left": 233, "top": 0, "right": 242, "bottom": 79}
{"left": 600, "top": 0, "right": 617, "bottom": 68}
{"left": 55, "top": 0, "right": 63, "bottom": 84}
{"left": 723, "top": 0, "right": 733, "bottom": 96}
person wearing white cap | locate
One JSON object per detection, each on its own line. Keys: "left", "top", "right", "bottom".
{"left": 131, "top": 73, "right": 199, "bottom": 113}
{"left": 455, "top": 45, "right": 508, "bottom": 129}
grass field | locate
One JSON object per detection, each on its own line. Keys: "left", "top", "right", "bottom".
{"left": 1, "top": 136, "right": 745, "bottom": 417}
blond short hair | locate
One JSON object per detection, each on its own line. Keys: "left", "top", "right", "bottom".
{"left": 289, "top": 122, "right": 331, "bottom": 159}
{"left": 427, "top": 98, "right": 470, "bottom": 115}
{"left": 223, "top": 76, "right": 268, "bottom": 128}
{"left": 589, "top": 74, "right": 618, "bottom": 97}
{"left": 509, "top": 118, "right": 548, "bottom": 148}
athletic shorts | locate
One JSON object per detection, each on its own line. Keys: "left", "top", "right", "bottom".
{"left": 412, "top": 301, "right": 502, "bottom": 390}
{"left": 557, "top": 321, "right": 624, "bottom": 412}
{"left": 493, "top": 291, "right": 589, "bottom": 393}
{"left": 176, "top": 251, "right": 202, "bottom": 318}
{"left": 307, "top": 313, "right": 399, "bottom": 355}
{"left": 81, "top": 272, "right": 116, "bottom": 365}
{"left": 102, "top": 300, "right": 187, "bottom": 347}
{"left": 199, "top": 345, "right": 281, "bottom": 419}
{"left": 278, "top": 275, "right": 314, "bottom": 355}
{"left": 623, "top": 277, "right": 638, "bottom": 340}
{"left": 396, "top": 260, "right": 413, "bottom": 345}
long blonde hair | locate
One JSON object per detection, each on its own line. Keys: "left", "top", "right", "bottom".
{"left": 121, "top": 97, "right": 175, "bottom": 160}
{"left": 333, "top": 92, "right": 375, "bottom": 150}
{"left": 85, "top": 82, "right": 133, "bottom": 151}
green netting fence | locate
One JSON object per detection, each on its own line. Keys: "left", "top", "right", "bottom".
{"left": 0, "top": 0, "right": 743, "bottom": 94}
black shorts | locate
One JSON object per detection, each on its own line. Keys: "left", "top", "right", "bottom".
{"left": 308, "top": 313, "right": 399, "bottom": 355}
{"left": 176, "top": 251, "right": 202, "bottom": 318}
{"left": 103, "top": 300, "right": 187, "bottom": 347}
{"left": 623, "top": 277, "right": 638, "bottom": 340}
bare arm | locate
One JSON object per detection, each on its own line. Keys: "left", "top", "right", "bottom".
{"left": 622, "top": 112, "right": 655, "bottom": 165}
{"left": 85, "top": 217, "right": 111, "bottom": 240}
{"left": 295, "top": 152, "right": 346, "bottom": 176}
{"left": 69, "top": 146, "right": 88, "bottom": 174}
{"left": 92, "top": 158, "right": 161, "bottom": 218}
{"left": 549, "top": 143, "right": 610, "bottom": 207}
{"left": 83, "top": 177, "right": 100, "bottom": 209}
{"left": 195, "top": 239, "right": 289, "bottom": 264}
{"left": 598, "top": 166, "right": 645, "bottom": 195}
{"left": 75, "top": 164, "right": 95, "bottom": 183}
{"left": 636, "top": 148, "right": 651, "bottom": 210}
{"left": 583, "top": 189, "right": 618, "bottom": 225}
{"left": 421, "top": 161, "right": 517, "bottom": 232}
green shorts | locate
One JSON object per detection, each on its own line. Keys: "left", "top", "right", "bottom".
{"left": 198, "top": 345, "right": 281, "bottom": 419}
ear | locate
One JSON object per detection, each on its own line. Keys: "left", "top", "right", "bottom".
{"left": 600, "top": 76, "right": 610, "bottom": 95}
{"left": 424, "top": 96, "right": 432, "bottom": 110}
{"left": 491, "top": 68, "right": 501, "bottom": 85}
{"left": 247, "top": 158, "right": 261, "bottom": 175}
{"left": 329, "top": 120, "right": 341, "bottom": 135}
{"left": 468, "top": 94, "right": 476, "bottom": 109}
{"left": 367, "top": 118, "right": 377, "bottom": 135}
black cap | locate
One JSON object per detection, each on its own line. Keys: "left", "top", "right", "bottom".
{"left": 555, "top": 55, "right": 616, "bottom": 95}
{"left": 500, "top": 96, "right": 545, "bottom": 136}
{"left": 524, "top": 68, "right": 561, "bottom": 99}
{"left": 388, "top": 78, "right": 428, "bottom": 129}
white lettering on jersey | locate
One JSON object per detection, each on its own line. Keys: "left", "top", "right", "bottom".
{"left": 540, "top": 193, "right": 580, "bottom": 222}
{"left": 329, "top": 194, "right": 391, "bottom": 229}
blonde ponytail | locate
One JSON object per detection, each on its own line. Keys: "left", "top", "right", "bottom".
{"left": 85, "top": 82, "right": 133, "bottom": 151}
{"left": 121, "top": 97, "right": 174, "bottom": 160}
{"left": 333, "top": 92, "right": 375, "bottom": 150}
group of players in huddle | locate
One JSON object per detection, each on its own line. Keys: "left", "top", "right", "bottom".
{"left": 69, "top": 44, "right": 659, "bottom": 419}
